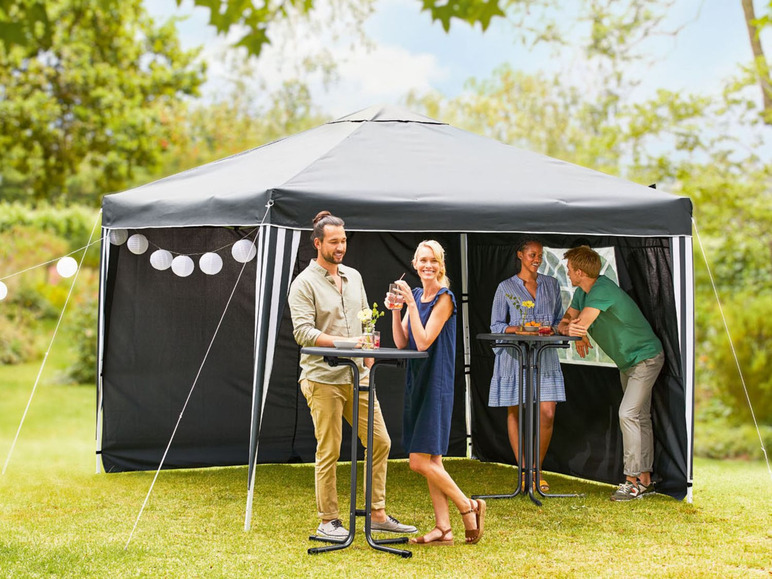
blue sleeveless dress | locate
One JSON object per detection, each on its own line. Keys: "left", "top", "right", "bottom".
{"left": 402, "top": 287, "right": 457, "bottom": 456}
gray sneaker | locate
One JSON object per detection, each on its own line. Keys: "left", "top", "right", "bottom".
{"left": 637, "top": 480, "right": 656, "bottom": 497}
{"left": 370, "top": 515, "right": 418, "bottom": 534}
{"left": 610, "top": 480, "right": 643, "bottom": 501}
{"left": 316, "top": 519, "right": 348, "bottom": 539}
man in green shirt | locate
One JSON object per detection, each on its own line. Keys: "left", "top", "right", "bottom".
{"left": 558, "top": 246, "right": 664, "bottom": 501}
{"left": 288, "top": 210, "right": 416, "bottom": 539}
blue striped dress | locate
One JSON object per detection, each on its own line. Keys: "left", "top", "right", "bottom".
{"left": 488, "top": 274, "right": 566, "bottom": 406}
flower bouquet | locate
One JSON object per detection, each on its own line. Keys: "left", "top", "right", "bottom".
{"left": 357, "top": 303, "right": 385, "bottom": 349}
{"left": 505, "top": 293, "right": 535, "bottom": 331}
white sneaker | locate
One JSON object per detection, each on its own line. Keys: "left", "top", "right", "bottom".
{"left": 316, "top": 519, "right": 348, "bottom": 539}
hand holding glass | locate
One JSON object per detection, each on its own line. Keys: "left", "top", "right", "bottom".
{"left": 385, "top": 283, "right": 404, "bottom": 310}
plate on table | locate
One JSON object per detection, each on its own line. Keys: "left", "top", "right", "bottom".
{"left": 333, "top": 339, "right": 359, "bottom": 349}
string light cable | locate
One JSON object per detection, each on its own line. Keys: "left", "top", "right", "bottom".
{"left": 0, "top": 237, "right": 103, "bottom": 283}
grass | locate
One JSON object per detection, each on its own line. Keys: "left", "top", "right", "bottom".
{"left": 1, "top": 348, "right": 771, "bottom": 577}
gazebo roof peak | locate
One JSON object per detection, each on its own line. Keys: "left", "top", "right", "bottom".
{"left": 330, "top": 103, "right": 444, "bottom": 125}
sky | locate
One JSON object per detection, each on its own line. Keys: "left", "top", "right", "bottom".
{"left": 150, "top": 0, "right": 769, "bottom": 120}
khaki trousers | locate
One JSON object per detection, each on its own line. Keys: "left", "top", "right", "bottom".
{"left": 300, "top": 378, "right": 391, "bottom": 520}
{"left": 619, "top": 351, "right": 665, "bottom": 477}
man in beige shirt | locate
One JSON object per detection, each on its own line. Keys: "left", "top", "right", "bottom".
{"left": 288, "top": 211, "right": 416, "bottom": 539}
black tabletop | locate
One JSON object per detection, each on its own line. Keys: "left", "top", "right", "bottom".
{"left": 477, "top": 332, "right": 581, "bottom": 343}
{"left": 301, "top": 346, "right": 429, "bottom": 360}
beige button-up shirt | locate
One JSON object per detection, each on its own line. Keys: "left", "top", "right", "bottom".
{"left": 288, "top": 260, "right": 370, "bottom": 384}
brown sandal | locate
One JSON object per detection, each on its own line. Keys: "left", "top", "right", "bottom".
{"left": 460, "top": 498, "right": 486, "bottom": 544}
{"left": 408, "top": 526, "right": 453, "bottom": 546}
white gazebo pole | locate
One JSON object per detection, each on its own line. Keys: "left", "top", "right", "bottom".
{"left": 460, "top": 233, "right": 473, "bottom": 458}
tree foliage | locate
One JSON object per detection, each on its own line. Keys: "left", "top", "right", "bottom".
{"left": 151, "top": 80, "right": 328, "bottom": 180}
{"left": 0, "top": 0, "right": 205, "bottom": 203}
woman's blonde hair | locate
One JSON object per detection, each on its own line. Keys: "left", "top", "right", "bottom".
{"left": 413, "top": 240, "right": 450, "bottom": 288}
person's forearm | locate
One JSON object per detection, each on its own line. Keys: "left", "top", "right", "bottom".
{"left": 406, "top": 303, "right": 430, "bottom": 350}
{"left": 392, "top": 310, "right": 408, "bottom": 349}
{"left": 313, "top": 332, "right": 338, "bottom": 348}
{"left": 557, "top": 314, "right": 573, "bottom": 335}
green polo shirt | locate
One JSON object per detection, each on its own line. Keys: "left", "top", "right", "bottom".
{"left": 288, "top": 260, "right": 370, "bottom": 384}
{"left": 570, "top": 275, "right": 663, "bottom": 372}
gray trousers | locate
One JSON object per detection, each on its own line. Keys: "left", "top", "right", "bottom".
{"left": 619, "top": 351, "right": 665, "bottom": 477}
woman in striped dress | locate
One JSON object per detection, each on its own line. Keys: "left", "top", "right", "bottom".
{"left": 488, "top": 239, "right": 565, "bottom": 492}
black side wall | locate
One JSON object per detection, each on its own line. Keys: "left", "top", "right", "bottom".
{"left": 101, "top": 230, "right": 687, "bottom": 499}
{"left": 100, "top": 228, "right": 257, "bottom": 472}
{"left": 466, "top": 233, "right": 686, "bottom": 499}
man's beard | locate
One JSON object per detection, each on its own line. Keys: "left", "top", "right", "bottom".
{"left": 321, "top": 249, "right": 343, "bottom": 264}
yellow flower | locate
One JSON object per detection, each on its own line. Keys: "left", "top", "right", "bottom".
{"left": 505, "top": 293, "right": 536, "bottom": 328}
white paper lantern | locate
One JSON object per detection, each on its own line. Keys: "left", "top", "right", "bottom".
{"left": 199, "top": 252, "right": 223, "bottom": 275}
{"left": 56, "top": 256, "right": 78, "bottom": 278}
{"left": 109, "top": 229, "right": 128, "bottom": 245}
{"left": 150, "top": 249, "right": 173, "bottom": 271}
{"left": 127, "top": 234, "right": 149, "bottom": 255}
{"left": 232, "top": 239, "right": 256, "bottom": 263}
{"left": 171, "top": 255, "right": 194, "bottom": 277}
{"left": 0, "top": 281, "right": 7, "bottom": 301}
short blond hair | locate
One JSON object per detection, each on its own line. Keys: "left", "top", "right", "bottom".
{"left": 413, "top": 240, "right": 450, "bottom": 288}
{"left": 564, "top": 246, "right": 601, "bottom": 278}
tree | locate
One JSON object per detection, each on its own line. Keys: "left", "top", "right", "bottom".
{"left": 741, "top": 0, "right": 772, "bottom": 123}
{"left": 0, "top": 0, "right": 205, "bottom": 203}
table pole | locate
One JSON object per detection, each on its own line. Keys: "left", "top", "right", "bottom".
{"left": 523, "top": 344, "right": 542, "bottom": 505}
{"left": 474, "top": 333, "right": 583, "bottom": 504}
{"left": 364, "top": 359, "right": 411, "bottom": 558}
{"left": 533, "top": 344, "right": 584, "bottom": 500}
{"left": 473, "top": 343, "right": 526, "bottom": 501}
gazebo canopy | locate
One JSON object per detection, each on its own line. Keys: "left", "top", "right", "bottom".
{"left": 103, "top": 105, "right": 692, "bottom": 236}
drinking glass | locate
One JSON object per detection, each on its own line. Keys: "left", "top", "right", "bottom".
{"left": 386, "top": 283, "right": 404, "bottom": 310}
{"left": 361, "top": 330, "right": 380, "bottom": 349}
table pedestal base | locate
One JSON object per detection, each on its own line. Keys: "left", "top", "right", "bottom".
{"left": 475, "top": 334, "right": 584, "bottom": 506}
{"left": 299, "top": 349, "right": 426, "bottom": 559}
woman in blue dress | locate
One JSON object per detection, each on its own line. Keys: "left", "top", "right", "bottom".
{"left": 389, "top": 240, "right": 485, "bottom": 546}
{"left": 489, "top": 239, "right": 566, "bottom": 492}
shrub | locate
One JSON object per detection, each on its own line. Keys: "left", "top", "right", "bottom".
{"left": 703, "top": 291, "right": 772, "bottom": 426}
{"left": 64, "top": 295, "right": 98, "bottom": 385}
{"left": 1, "top": 224, "right": 100, "bottom": 366}
{"left": 0, "top": 314, "right": 39, "bottom": 364}
{"left": 694, "top": 418, "right": 772, "bottom": 460}
{"left": 0, "top": 203, "right": 101, "bottom": 267}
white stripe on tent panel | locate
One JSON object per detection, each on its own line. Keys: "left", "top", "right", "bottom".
{"left": 460, "top": 233, "right": 472, "bottom": 458}
{"left": 249, "top": 226, "right": 266, "bottom": 455}
{"left": 684, "top": 236, "right": 695, "bottom": 499}
{"left": 95, "top": 229, "right": 110, "bottom": 474}
{"left": 246, "top": 226, "right": 267, "bottom": 532}
{"left": 260, "top": 227, "right": 296, "bottom": 418}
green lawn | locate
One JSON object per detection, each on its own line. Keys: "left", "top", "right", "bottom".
{"left": 1, "top": 352, "right": 770, "bottom": 577}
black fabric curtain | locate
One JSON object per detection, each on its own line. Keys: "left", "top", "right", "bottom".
{"left": 257, "top": 231, "right": 468, "bottom": 463}
{"left": 100, "top": 227, "right": 256, "bottom": 472}
{"left": 466, "top": 233, "right": 687, "bottom": 499}
{"left": 100, "top": 228, "right": 687, "bottom": 500}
